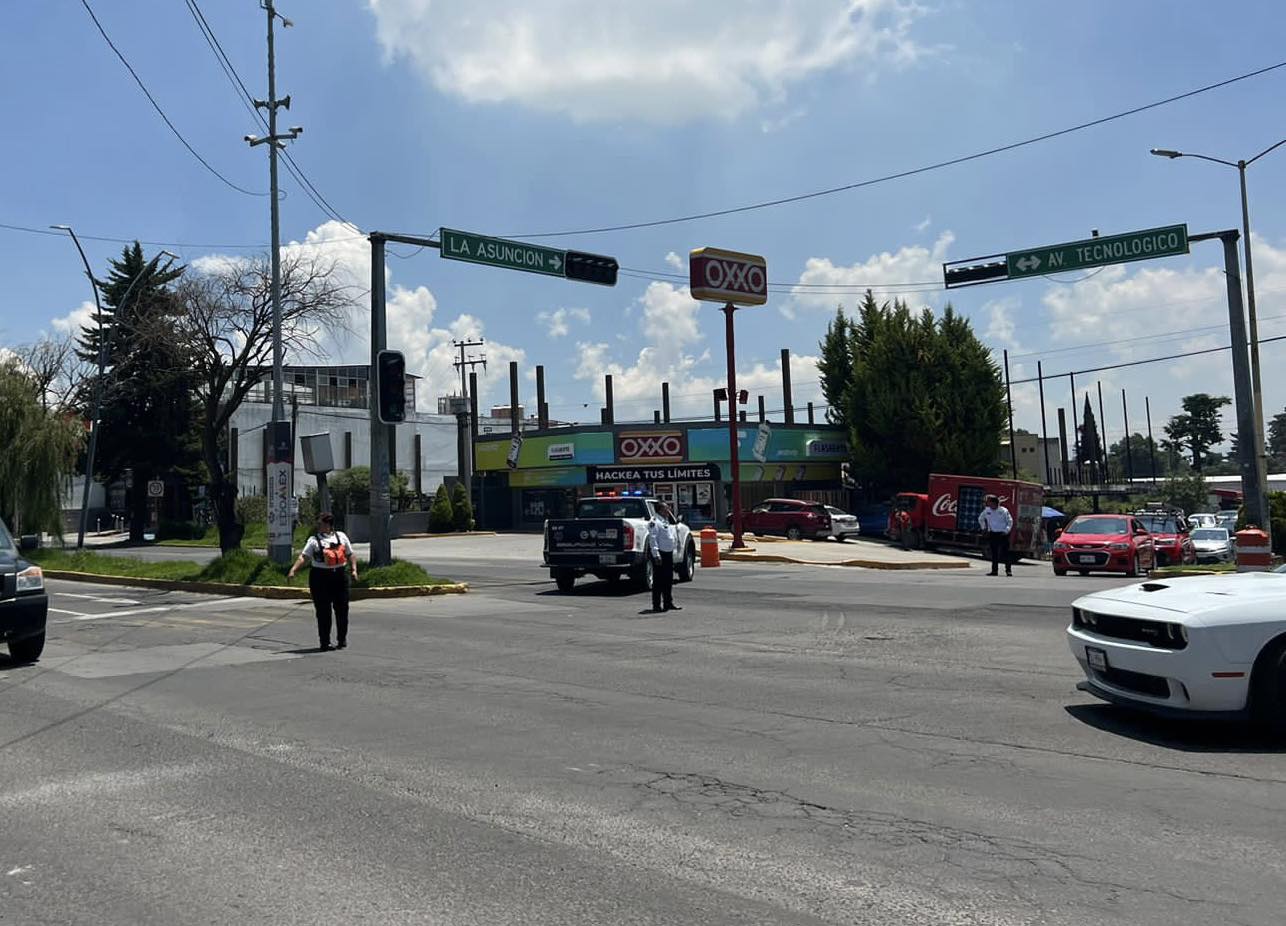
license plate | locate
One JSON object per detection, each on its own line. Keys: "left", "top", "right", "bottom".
{"left": 1077, "top": 555, "right": 1097, "bottom": 564}
{"left": 598, "top": 554, "right": 616, "bottom": 565}
{"left": 1086, "top": 646, "right": 1108, "bottom": 672}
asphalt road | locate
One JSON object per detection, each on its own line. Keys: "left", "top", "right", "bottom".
{"left": 3, "top": 553, "right": 1285, "bottom": 925}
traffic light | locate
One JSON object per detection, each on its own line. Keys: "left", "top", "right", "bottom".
{"left": 564, "top": 250, "right": 618, "bottom": 286}
{"left": 376, "top": 349, "right": 406, "bottom": 424}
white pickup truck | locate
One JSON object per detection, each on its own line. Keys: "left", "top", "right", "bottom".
{"left": 543, "top": 496, "right": 696, "bottom": 593}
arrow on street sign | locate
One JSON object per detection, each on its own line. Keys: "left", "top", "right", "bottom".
{"left": 1014, "top": 255, "right": 1041, "bottom": 272}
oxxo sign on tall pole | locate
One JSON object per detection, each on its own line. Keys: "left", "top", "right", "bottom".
{"left": 690, "top": 247, "right": 768, "bottom": 551}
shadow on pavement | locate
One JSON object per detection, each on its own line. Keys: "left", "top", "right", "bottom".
{"left": 536, "top": 580, "right": 647, "bottom": 599}
{"left": 1065, "top": 703, "right": 1286, "bottom": 754}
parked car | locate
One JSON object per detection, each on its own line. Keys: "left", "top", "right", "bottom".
{"left": 824, "top": 506, "right": 860, "bottom": 541}
{"left": 1191, "top": 527, "right": 1235, "bottom": 564}
{"left": 1216, "top": 510, "right": 1240, "bottom": 531}
{"left": 743, "top": 499, "right": 832, "bottom": 540}
{"left": 1052, "top": 514, "right": 1156, "bottom": 577}
{"left": 1067, "top": 568, "right": 1286, "bottom": 728}
{"left": 1132, "top": 507, "right": 1197, "bottom": 566}
{"left": 0, "top": 517, "right": 47, "bottom": 662}
{"left": 1187, "top": 512, "right": 1219, "bottom": 530}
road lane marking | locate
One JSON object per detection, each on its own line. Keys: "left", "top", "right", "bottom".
{"left": 54, "top": 593, "right": 144, "bottom": 605}
{"left": 47, "top": 608, "right": 89, "bottom": 617}
{"left": 50, "top": 596, "right": 262, "bottom": 624}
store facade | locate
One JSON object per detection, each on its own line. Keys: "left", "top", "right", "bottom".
{"left": 474, "top": 422, "right": 849, "bottom": 531}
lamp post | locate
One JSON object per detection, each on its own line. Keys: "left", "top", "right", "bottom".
{"left": 1152, "top": 140, "right": 1286, "bottom": 535}
{"left": 52, "top": 232, "right": 177, "bottom": 548}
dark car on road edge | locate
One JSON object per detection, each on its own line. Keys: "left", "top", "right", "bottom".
{"left": 1, "top": 518, "right": 47, "bottom": 662}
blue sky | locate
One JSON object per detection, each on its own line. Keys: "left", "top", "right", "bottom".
{"left": 4, "top": 0, "right": 1286, "bottom": 450}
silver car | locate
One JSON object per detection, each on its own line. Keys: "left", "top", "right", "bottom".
{"left": 824, "top": 506, "right": 861, "bottom": 541}
{"left": 1191, "top": 527, "right": 1235, "bottom": 564}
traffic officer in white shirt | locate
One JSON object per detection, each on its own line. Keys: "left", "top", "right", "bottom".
{"left": 977, "top": 494, "right": 1014, "bottom": 576}
{"left": 646, "top": 503, "right": 681, "bottom": 612}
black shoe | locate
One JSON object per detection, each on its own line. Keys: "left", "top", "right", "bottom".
{"left": 987, "top": 571, "right": 998, "bottom": 576}
{"left": 1005, "top": 571, "right": 1013, "bottom": 577}
{"left": 337, "top": 640, "right": 347, "bottom": 649}
{"left": 666, "top": 604, "right": 681, "bottom": 611}
{"left": 319, "top": 644, "right": 333, "bottom": 651}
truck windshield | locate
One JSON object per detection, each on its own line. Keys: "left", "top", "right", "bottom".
{"left": 1136, "top": 515, "right": 1179, "bottom": 534}
{"left": 1065, "top": 517, "right": 1128, "bottom": 535}
{"left": 576, "top": 498, "right": 650, "bottom": 519}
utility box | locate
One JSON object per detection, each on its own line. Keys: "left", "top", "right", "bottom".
{"left": 300, "top": 433, "right": 335, "bottom": 476}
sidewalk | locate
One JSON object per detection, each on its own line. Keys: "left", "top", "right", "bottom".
{"left": 718, "top": 536, "right": 973, "bottom": 570}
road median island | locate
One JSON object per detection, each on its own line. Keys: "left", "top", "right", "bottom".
{"left": 31, "top": 548, "right": 466, "bottom": 599}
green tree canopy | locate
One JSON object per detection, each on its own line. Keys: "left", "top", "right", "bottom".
{"left": 823, "top": 292, "right": 1006, "bottom": 493}
{"left": 817, "top": 307, "right": 853, "bottom": 427}
{"left": 1078, "top": 394, "right": 1102, "bottom": 471}
{"left": 429, "top": 484, "right": 454, "bottom": 533}
{"left": 0, "top": 359, "right": 84, "bottom": 535}
{"left": 1165, "top": 393, "right": 1231, "bottom": 473}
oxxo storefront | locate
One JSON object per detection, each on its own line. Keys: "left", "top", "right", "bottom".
{"left": 474, "top": 423, "right": 849, "bottom": 532}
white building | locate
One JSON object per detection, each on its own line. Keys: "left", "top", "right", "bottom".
{"left": 1001, "top": 433, "right": 1064, "bottom": 484}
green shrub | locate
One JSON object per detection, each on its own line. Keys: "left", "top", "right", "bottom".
{"left": 235, "top": 494, "right": 267, "bottom": 524}
{"left": 158, "top": 519, "right": 207, "bottom": 540}
{"left": 451, "top": 481, "right": 474, "bottom": 532}
{"left": 429, "top": 483, "right": 454, "bottom": 533}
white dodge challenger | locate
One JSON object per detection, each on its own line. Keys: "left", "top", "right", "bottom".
{"left": 1068, "top": 570, "right": 1286, "bottom": 725}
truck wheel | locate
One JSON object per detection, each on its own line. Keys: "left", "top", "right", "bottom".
{"left": 8, "top": 631, "right": 45, "bottom": 663}
{"left": 677, "top": 543, "right": 696, "bottom": 582}
{"left": 631, "top": 553, "right": 655, "bottom": 592}
{"left": 786, "top": 526, "right": 802, "bottom": 541}
{"left": 553, "top": 571, "right": 575, "bottom": 593}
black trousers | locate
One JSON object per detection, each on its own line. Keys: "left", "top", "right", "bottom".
{"left": 652, "top": 552, "right": 674, "bottom": 611}
{"left": 987, "top": 532, "right": 1011, "bottom": 574}
{"left": 309, "top": 567, "right": 350, "bottom": 645}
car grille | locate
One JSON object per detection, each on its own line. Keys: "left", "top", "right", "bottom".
{"left": 1066, "top": 546, "right": 1110, "bottom": 567}
{"left": 1073, "top": 609, "right": 1188, "bottom": 650}
{"left": 1095, "top": 665, "right": 1171, "bottom": 699}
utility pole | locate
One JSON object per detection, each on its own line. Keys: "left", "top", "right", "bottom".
{"left": 247, "top": 0, "right": 302, "bottom": 566}
{"left": 451, "top": 339, "right": 486, "bottom": 493}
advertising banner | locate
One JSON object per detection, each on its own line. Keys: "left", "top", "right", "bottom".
{"left": 688, "top": 427, "right": 847, "bottom": 463}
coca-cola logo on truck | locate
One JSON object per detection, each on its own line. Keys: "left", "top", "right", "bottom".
{"left": 931, "top": 493, "right": 1010, "bottom": 517}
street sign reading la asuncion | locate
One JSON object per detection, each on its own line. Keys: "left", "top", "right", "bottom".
{"left": 440, "top": 228, "right": 566, "bottom": 278}
{"left": 1006, "top": 224, "right": 1189, "bottom": 279}
{"left": 689, "top": 247, "right": 768, "bottom": 305}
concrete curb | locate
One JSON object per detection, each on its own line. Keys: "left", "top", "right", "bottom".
{"left": 719, "top": 551, "right": 970, "bottom": 570}
{"left": 42, "top": 570, "right": 469, "bottom": 600}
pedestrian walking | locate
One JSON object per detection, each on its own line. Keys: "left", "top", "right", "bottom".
{"left": 287, "top": 512, "right": 358, "bottom": 650}
{"left": 646, "top": 503, "right": 681, "bottom": 613}
{"left": 977, "top": 494, "right": 1014, "bottom": 576}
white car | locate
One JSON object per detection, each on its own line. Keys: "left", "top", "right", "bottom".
{"left": 1068, "top": 570, "right": 1286, "bottom": 725}
{"left": 1187, "top": 512, "right": 1219, "bottom": 530}
{"left": 824, "top": 506, "right": 860, "bottom": 541}
{"left": 1190, "top": 527, "right": 1235, "bottom": 564}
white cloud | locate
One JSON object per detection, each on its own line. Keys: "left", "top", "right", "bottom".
{"left": 664, "top": 251, "right": 684, "bottom": 271}
{"left": 535, "top": 307, "right": 591, "bottom": 338}
{"left": 787, "top": 230, "right": 954, "bottom": 314}
{"left": 367, "top": 0, "right": 929, "bottom": 123}
{"left": 50, "top": 300, "right": 97, "bottom": 338}
{"left": 639, "top": 282, "right": 702, "bottom": 349}
{"left": 914, "top": 214, "right": 932, "bottom": 233}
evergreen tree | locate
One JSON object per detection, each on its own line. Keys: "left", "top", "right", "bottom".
{"left": 1267, "top": 409, "right": 1286, "bottom": 469}
{"left": 450, "top": 481, "right": 474, "bottom": 532}
{"left": 816, "top": 305, "right": 853, "bottom": 426}
{"left": 1078, "top": 394, "right": 1103, "bottom": 480}
{"left": 79, "top": 243, "right": 202, "bottom": 540}
{"left": 1165, "top": 393, "right": 1231, "bottom": 473}
{"left": 429, "top": 483, "right": 454, "bottom": 533}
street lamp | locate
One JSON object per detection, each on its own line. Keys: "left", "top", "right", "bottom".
{"left": 1152, "top": 139, "right": 1286, "bottom": 533}
{"left": 51, "top": 228, "right": 178, "bottom": 547}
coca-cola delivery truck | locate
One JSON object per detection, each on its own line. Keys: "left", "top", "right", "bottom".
{"left": 886, "top": 474, "right": 1044, "bottom": 557}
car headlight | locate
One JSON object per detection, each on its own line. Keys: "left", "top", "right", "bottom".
{"left": 1108, "top": 542, "right": 1130, "bottom": 551}
{"left": 1054, "top": 541, "right": 1069, "bottom": 551}
{"left": 16, "top": 564, "right": 43, "bottom": 593}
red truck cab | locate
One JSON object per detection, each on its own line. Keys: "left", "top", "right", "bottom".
{"left": 887, "top": 474, "right": 1043, "bottom": 558}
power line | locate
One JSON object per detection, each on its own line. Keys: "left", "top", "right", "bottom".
{"left": 510, "top": 59, "right": 1286, "bottom": 239}
{"left": 182, "top": 0, "right": 355, "bottom": 227}
{"left": 1011, "top": 335, "right": 1286, "bottom": 385}
{"left": 77, "top": 0, "right": 265, "bottom": 197}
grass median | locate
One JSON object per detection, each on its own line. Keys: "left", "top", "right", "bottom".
{"left": 31, "top": 548, "right": 452, "bottom": 590}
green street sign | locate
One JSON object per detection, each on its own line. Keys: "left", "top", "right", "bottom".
{"left": 1006, "top": 224, "right": 1189, "bottom": 279}
{"left": 439, "top": 228, "right": 566, "bottom": 278}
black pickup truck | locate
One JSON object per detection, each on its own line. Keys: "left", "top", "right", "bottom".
{"left": 1, "top": 517, "right": 47, "bottom": 662}
{"left": 543, "top": 496, "right": 696, "bottom": 593}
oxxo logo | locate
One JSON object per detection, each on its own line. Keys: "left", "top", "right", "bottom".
{"left": 689, "top": 247, "right": 768, "bottom": 306}
{"left": 617, "top": 431, "right": 684, "bottom": 463}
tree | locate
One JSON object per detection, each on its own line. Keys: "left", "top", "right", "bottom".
{"left": 1077, "top": 394, "right": 1103, "bottom": 481}
{"left": 0, "top": 359, "right": 84, "bottom": 535}
{"left": 429, "top": 484, "right": 454, "bottom": 533}
{"left": 1107, "top": 433, "right": 1163, "bottom": 481}
{"left": 817, "top": 306, "right": 853, "bottom": 426}
{"left": 1162, "top": 472, "right": 1210, "bottom": 516}
{"left": 1267, "top": 409, "right": 1286, "bottom": 469}
{"left": 80, "top": 243, "right": 202, "bottom": 541}
{"left": 14, "top": 333, "right": 92, "bottom": 413}
{"left": 828, "top": 292, "right": 1006, "bottom": 492}
{"left": 450, "top": 481, "right": 474, "bottom": 532}
{"left": 1164, "top": 393, "right": 1231, "bottom": 473}
{"left": 172, "top": 252, "right": 352, "bottom": 552}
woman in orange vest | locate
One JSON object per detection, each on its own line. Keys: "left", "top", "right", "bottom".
{"left": 288, "top": 512, "right": 358, "bottom": 651}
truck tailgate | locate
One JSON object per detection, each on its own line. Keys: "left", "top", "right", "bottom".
{"left": 546, "top": 519, "right": 629, "bottom": 556}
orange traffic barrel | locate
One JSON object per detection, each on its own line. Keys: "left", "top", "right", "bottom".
{"left": 1236, "top": 527, "right": 1272, "bottom": 572}
{"left": 700, "top": 527, "right": 721, "bottom": 568}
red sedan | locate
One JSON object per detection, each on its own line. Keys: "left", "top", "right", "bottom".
{"left": 1053, "top": 514, "right": 1157, "bottom": 577}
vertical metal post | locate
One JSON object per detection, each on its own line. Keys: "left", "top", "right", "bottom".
{"left": 662, "top": 382, "right": 670, "bottom": 423}
{"left": 1003, "top": 349, "right": 1017, "bottom": 477}
{"left": 1239, "top": 163, "right": 1270, "bottom": 525}
{"left": 713, "top": 391, "right": 722, "bottom": 422}
{"left": 781, "top": 348, "right": 794, "bottom": 424}
{"left": 1146, "top": 396, "right": 1158, "bottom": 484}
{"left": 509, "top": 362, "right": 519, "bottom": 434}
{"left": 807, "top": 402, "right": 814, "bottom": 425}
{"left": 1217, "top": 231, "right": 1267, "bottom": 532}
{"left": 1057, "top": 407, "right": 1071, "bottom": 485}
{"left": 368, "top": 233, "right": 391, "bottom": 566}
{"left": 757, "top": 395, "right": 766, "bottom": 423}
{"left": 1097, "top": 380, "right": 1108, "bottom": 484}
{"left": 1122, "top": 389, "right": 1134, "bottom": 485}
{"left": 1037, "top": 360, "right": 1050, "bottom": 484}
{"left": 1069, "top": 373, "right": 1079, "bottom": 483}
{"left": 653, "top": 411, "right": 661, "bottom": 424}
{"left": 604, "top": 374, "right": 614, "bottom": 425}
{"left": 535, "top": 365, "right": 547, "bottom": 430}
{"left": 57, "top": 226, "right": 104, "bottom": 549}
{"left": 724, "top": 304, "right": 744, "bottom": 549}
